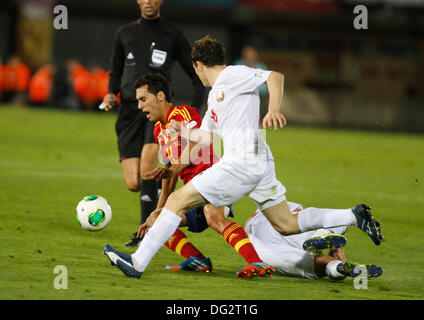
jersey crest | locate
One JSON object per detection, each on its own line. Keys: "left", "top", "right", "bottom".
{"left": 216, "top": 89, "right": 225, "bottom": 102}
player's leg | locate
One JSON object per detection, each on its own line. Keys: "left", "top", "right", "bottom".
{"left": 253, "top": 162, "right": 382, "bottom": 244}
{"left": 203, "top": 204, "right": 230, "bottom": 233}
{"left": 139, "top": 142, "right": 159, "bottom": 225}
{"left": 120, "top": 157, "right": 146, "bottom": 246}
{"left": 204, "top": 204, "right": 262, "bottom": 264}
{"left": 117, "top": 105, "right": 159, "bottom": 246}
{"left": 203, "top": 205, "right": 274, "bottom": 278}
{"left": 261, "top": 200, "right": 301, "bottom": 236}
{"left": 314, "top": 255, "right": 346, "bottom": 280}
{"left": 121, "top": 158, "right": 140, "bottom": 191}
{"left": 315, "top": 252, "right": 382, "bottom": 280}
{"left": 130, "top": 182, "right": 207, "bottom": 274}
{"left": 164, "top": 206, "right": 214, "bottom": 272}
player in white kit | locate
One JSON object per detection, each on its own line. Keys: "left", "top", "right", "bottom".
{"left": 105, "top": 35, "right": 383, "bottom": 279}
{"left": 245, "top": 202, "right": 383, "bottom": 280}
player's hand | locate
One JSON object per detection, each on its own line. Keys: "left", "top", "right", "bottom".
{"left": 262, "top": 111, "right": 287, "bottom": 130}
{"left": 167, "top": 119, "right": 182, "bottom": 136}
{"left": 142, "top": 167, "right": 177, "bottom": 181}
{"left": 102, "top": 93, "right": 117, "bottom": 111}
{"left": 136, "top": 208, "right": 162, "bottom": 238}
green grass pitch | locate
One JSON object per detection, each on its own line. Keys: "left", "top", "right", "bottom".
{"left": 0, "top": 105, "right": 423, "bottom": 300}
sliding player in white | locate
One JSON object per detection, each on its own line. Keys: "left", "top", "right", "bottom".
{"left": 245, "top": 202, "right": 383, "bottom": 280}
{"left": 105, "top": 35, "right": 383, "bottom": 279}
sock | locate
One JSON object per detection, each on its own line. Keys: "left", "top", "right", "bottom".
{"left": 140, "top": 179, "right": 158, "bottom": 224}
{"left": 328, "top": 226, "right": 348, "bottom": 235}
{"left": 165, "top": 228, "right": 206, "bottom": 260}
{"left": 222, "top": 222, "right": 262, "bottom": 264}
{"left": 132, "top": 208, "right": 182, "bottom": 272}
{"left": 312, "top": 226, "right": 348, "bottom": 238}
{"left": 297, "top": 207, "right": 357, "bottom": 233}
{"left": 325, "top": 260, "right": 346, "bottom": 280}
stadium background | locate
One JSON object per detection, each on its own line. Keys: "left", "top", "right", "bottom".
{"left": 1, "top": 0, "right": 423, "bottom": 131}
{"left": 1, "top": 0, "right": 424, "bottom": 302}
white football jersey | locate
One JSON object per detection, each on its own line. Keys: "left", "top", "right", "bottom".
{"left": 201, "top": 65, "right": 273, "bottom": 161}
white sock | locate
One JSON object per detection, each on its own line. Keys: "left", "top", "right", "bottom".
{"left": 131, "top": 208, "right": 182, "bottom": 272}
{"left": 325, "top": 260, "right": 346, "bottom": 280}
{"left": 297, "top": 207, "right": 356, "bottom": 233}
{"left": 328, "top": 226, "right": 348, "bottom": 235}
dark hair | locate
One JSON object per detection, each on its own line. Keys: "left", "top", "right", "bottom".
{"left": 192, "top": 35, "right": 226, "bottom": 67}
{"left": 133, "top": 72, "right": 173, "bottom": 102}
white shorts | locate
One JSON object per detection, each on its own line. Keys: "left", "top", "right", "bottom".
{"left": 191, "top": 158, "right": 286, "bottom": 211}
{"left": 245, "top": 210, "right": 318, "bottom": 279}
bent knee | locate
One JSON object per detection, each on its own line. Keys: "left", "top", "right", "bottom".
{"left": 270, "top": 216, "right": 300, "bottom": 236}
{"left": 125, "top": 179, "right": 139, "bottom": 192}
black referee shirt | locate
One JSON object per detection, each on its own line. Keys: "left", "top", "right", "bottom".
{"left": 108, "top": 16, "right": 204, "bottom": 108}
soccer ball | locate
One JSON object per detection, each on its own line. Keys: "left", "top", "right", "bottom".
{"left": 76, "top": 195, "right": 112, "bottom": 231}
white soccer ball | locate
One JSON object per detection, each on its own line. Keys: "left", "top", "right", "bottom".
{"left": 76, "top": 195, "right": 112, "bottom": 231}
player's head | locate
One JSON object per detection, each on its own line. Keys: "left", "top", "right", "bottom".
{"left": 137, "top": 0, "right": 163, "bottom": 19}
{"left": 134, "top": 72, "right": 172, "bottom": 122}
{"left": 192, "top": 35, "right": 226, "bottom": 86}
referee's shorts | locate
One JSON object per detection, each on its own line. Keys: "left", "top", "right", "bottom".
{"left": 115, "top": 100, "right": 156, "bottom": 161}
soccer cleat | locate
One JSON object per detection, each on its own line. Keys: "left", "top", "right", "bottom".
{"left": 104, "top": 244, "right": 142, "bottom": 278}
{"left": 116, "top": 259, "right": 143, "bottom": 279}
{"left": 124, "top": 232, "right": 141, "bottom": 247}
{"left": 104, "top": 244, "right": 132, "bottom": 266}
{"left": 236, "top": 262, "right": 275, "bottom": 279}
{"left": 165, "top": 256, "right": 213, "bottom": 272}
{"left": 337, "top": 262, "right": 383, "bottom": 278}
{"left": 352, "top": 204, "right": 383, "bottom": 245}
{"left": 303, "top": 234, "right": 347, "bottom": 255}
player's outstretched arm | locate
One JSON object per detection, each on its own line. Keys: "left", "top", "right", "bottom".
{"left": 137, "top": 164, "right": 179, "bottom": 238}
{"left": 262, "top": 71, "right": 287, "bottom": 130}
{"left": 168, "top": 119, "right": 213, "bottom": 146}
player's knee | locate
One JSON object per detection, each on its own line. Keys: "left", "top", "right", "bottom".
{"left": 273, "top": 217, "right": 299, "bottom": 236}
{"left": 165, "top": 189, "right": 189, "bottom": 213}
{"left": 125, "top": 178, "right": 139, "bottom": 192}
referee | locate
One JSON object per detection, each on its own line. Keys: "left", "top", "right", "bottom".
{"left": 102, "top": 0, "right": 204, "bottom": 246}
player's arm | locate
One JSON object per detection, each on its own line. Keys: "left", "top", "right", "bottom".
{"left": 137, "top": 142, "right": 194, "bottom": 238}
{"left": 262, "top": 71, "right": 287, "bottom": 130}
{"left": 103, "top": 28, "right": 124, "bottom": 111}
{"left": 142, "top": 138, "right": 195, "bottom": 181}
{"left": 153, "top": 140, "right": 196, "bottom": 208}
{"left": 167, "top": 120, "right": 213, "bottom": 147}
{"left": 175, "top": 31, "right": 205, "bottom": 109}
{"left": 137, "top": 163, "right": 179, "bottom": 238}
{"left": 156, "top": 164, "right": 179, "bottom": 209}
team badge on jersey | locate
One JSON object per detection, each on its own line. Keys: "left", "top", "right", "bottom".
{"left": 216, "top": 89, "right": 225, "bottom": 102}
{"left": 151, "top": 49, "right": 167, "bottom": 67}
{"left": 254, "top": 71, "right": 263, "bottom": 78}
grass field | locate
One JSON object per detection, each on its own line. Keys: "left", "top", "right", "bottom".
{"left": 0, "top": 105, "right": 423, "bottom": 300}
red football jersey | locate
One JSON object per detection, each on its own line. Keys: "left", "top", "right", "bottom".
{"left": 154, "top": 105, "right": 218, "bottom": 184}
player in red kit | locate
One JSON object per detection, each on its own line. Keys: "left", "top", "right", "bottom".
{"left": 104, "top": 72, "right": 275, "bottom": 278}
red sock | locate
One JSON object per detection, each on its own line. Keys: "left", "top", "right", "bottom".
{"left": 165, "top": 228, "right": 205, "bottom": 260}
{"left": 222, "top": 222, "right": 262, "bottom": 264}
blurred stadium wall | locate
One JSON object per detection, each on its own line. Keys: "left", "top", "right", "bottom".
{"left": 1, "top": 0, "right": 423, "bottom": 132}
